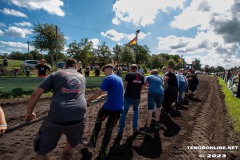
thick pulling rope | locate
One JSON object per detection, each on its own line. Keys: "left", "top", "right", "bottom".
{"left": 5, "top": 98, "right": 106, "bottom": 134}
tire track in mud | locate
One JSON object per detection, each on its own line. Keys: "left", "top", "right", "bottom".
{"left": 0, "top": 76, "right": 239, "bottom": 160}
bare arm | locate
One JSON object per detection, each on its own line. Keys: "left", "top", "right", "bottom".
{"left": 0, "top": 106, "right": 7, "bottom": 136}
{"left": 163, "top": 76, "right": 169, "bottom": 85}
{"left": 123, "top": 81, "right": 128, "bottom": 90}
{"left": 25, "top": 87, "right": 45, "bottom": 122}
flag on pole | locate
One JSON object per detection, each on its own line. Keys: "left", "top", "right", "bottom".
{"left": 128, "top": 37, "right": 137, "bottom": 46}
{"left": 127, "top": 30, "right": 140, "bottom": 46}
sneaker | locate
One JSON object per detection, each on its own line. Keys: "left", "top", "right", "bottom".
{"left": 154, "top": 121, "right": 161, "bottom": 129}
{"left": 82, "top": 140, "right": 96, "bottom": 148}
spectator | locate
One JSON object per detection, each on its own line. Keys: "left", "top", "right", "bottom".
{"left": 138, "top": 66, "right": 144, "bottom": 75}
{"left": 237, "top": 71, "right": 240, "bottom": 98}
{"left": 143, "top": 69, "right": 164, "bottom": 134}
{"left": 116, "top": 67, "right": 122, "bottom": 77}
{"left": 25, "top": 58, "right": 87, "bottom": 160}
{"left": 0, "top": 106, "right": 7, "bottom": 137}
{"left": 83, "top": 64, "right": 124, "bottom": 159}
{"left": 118, "top": 64, "right": 144, "bottom": 137}
{"left": 3, "top": 57, "right": 8, "bottom": 68}
{"left": 95, "top": 66, "right": 100, "bottom": 76}
{"left": 77, "top": 61, "right": 82, "bottom": 74}
{"left": 84, "top": 64, "right": 90, "bottom": 77}
{"left": 35, "top": 59, "right": 51, "bottom": 78}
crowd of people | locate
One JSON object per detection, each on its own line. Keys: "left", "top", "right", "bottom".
{"left": 217, "top": 70, "right": 240, "bottom": 98}
{"left": 0, "top": 58, "right": 200, "bottom": 159}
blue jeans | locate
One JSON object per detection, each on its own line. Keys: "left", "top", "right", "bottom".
{"left": 178, "top": 81, "right": 187, "bottom": 103}
{"left": 118, "top": 97, "right": 140, "bottom": 135}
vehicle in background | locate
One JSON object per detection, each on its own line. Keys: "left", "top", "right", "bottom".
{"left": 21, "top": 60, "right": 39, "bottom": 70}
{"left": 57, "top": 62, "right": 65, "bottom": 68}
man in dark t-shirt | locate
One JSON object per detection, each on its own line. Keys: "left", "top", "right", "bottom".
{"left": 186, "top": 72, "right": 199, "bottom": 95}
{"left": 25, "top": 58, "right": 87, "bottom": 160}
{"left": 162, "top": 65, "right": 179, "bottom": 113}
{"left": 118, "top": 64, "right": 144, "bottom": 136}
{"left": 35, "top": 59, "right": 50, "bottom": 78}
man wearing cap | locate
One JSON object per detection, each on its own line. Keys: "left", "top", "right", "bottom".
{"left": 35, "top": 59, "right": 51, "bottom": 78}
{"left": 83, "top": 64, "right": 124, "bottom": 159}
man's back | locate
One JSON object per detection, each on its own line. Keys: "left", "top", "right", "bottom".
{"left": 124, "top": 72, "right": 144, "bottom": 99}
{"left": 101, "top": 74, "right": 124, "bottom": 111}
{"left": 39, "top": 69, "right": 87, "bottom": 122}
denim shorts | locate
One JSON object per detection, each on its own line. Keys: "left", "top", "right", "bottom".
{"left": 35, "top": 119, "right": 84, "bottom": 155}
{"left": 148, "top": 93, "right": 164, "bottom": 110}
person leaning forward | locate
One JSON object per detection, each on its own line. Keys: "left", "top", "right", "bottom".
{"left": 25, "top": 58, "right": 87, "bottom": 160}
{"left": 83, "top": 64, "right": 124, "bottom": 159}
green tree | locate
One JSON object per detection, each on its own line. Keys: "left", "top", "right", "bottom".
{"left": 96, "top": 42, "right": 112, "bottom": 66}
{"left": 204, "top": 65, "right": 210, "bottom": 73}
{"left": 150, "top": 54, "right": 166, "bottom": 69}
{"left": 175, "top": 61, "right": 184, "bottom": 70}
{"left": 9, "top": 51, "right": 25, "bottom": 60}
{"left": 134, "top": 45, "right": 150, "bottom": 65}
{"left": 112, "top": 44, "right": 123, "bottom": 65}
{"left": 32, "top": 23, "right": 65, "bottom": 66}
{"left": 67, "top": 38, "right": 94, "bottom": 66}
{"left": 192, "top": 59, "right": 201, "bottom": 70}
{"left": 167, "top": 59, "right": 176, "bottom": 69}
{"left": 215, "top": 66, "right": 225, "bottom": 72}
{"left": 121, "top": 46, "right": 134, "bottom": 67}
{"left": 30, "top": 50, "right": 44, "bottom": 60}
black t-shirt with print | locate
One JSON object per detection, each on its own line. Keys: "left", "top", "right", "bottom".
{"left": 35, "top": 64, "right": 50, "bottom": 75}
{"left": 124, "top": 72, "right": 144, "bottom": 99}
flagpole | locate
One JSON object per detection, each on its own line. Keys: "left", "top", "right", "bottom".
{"left": 135, "top": 30, "right": 140, "bottom": 64}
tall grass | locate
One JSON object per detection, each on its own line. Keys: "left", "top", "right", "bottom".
{"left": 218, "top": 77, "right": 240, "bottom": 133}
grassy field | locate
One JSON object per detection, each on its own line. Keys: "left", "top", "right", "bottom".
{"left": 0, "top": 76, "right": 105, "bottom": 98}
{"left": 218, "top": 77, "right": 240, "bottom": 133}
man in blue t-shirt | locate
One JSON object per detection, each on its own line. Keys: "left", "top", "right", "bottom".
{"left": 84, "top": 64, "right": 124, "bottom": 159}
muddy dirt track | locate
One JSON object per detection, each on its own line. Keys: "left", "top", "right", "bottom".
{"left": 0, "top": 75, "right": 240, "bottom": 160}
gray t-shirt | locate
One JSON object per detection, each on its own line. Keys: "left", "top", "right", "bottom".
{"left": 38, "top": 69, "right": 87, "bottom": 122}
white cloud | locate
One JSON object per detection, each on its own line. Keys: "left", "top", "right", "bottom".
{"left": 0, "top": 50, "right": 10, "bottom": 54}
{"left": 4, "top": 26, "right": 32, "bottom": 38}
{"left": 0, "top": 29, "right": 3, "bottom": 35}
{"left": 101, "top": 29, "right": 150, "bottom": 42}
{"left": 112, "top": 0, "right": 184, "bottom": 26}
{"left": 9, "top": 0, "right": 65, "bottom": 16}
{"left": 0, "top": 40, "right": 28, "bottom": 49}
{"left": 157, "top": 28, "right": 240, "bottom": 69}
{"left": 0, "top": 23, "right": 6, "bottom": 27}
{"left": 15, "top": 21, "right": 32, "bottom": 27}
{"left": 7, "top": 48, "right": 23, "bottom": 52}
{"left": 0, "top": 8, "right": 27, "bottom": 18}
{"left": 89, "top": 38, "right": 99, "bottom": 49}
{"left": 170, "top": 0, "right": 235, "bottom": 30}
{"left": 101, "top": 29, "right": 126, "bottom": 41}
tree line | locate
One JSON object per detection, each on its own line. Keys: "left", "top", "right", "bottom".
{"left": 0, "top": 23, "right": 229, "bottom": 72}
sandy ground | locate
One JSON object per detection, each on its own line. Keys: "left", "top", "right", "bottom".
{"left": 0, "top": 75, "right": 240, "bottom": 160}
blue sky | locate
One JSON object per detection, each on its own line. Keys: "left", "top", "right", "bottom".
{"left": 0, "top": 0, "right": 240, "bottom": 69}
